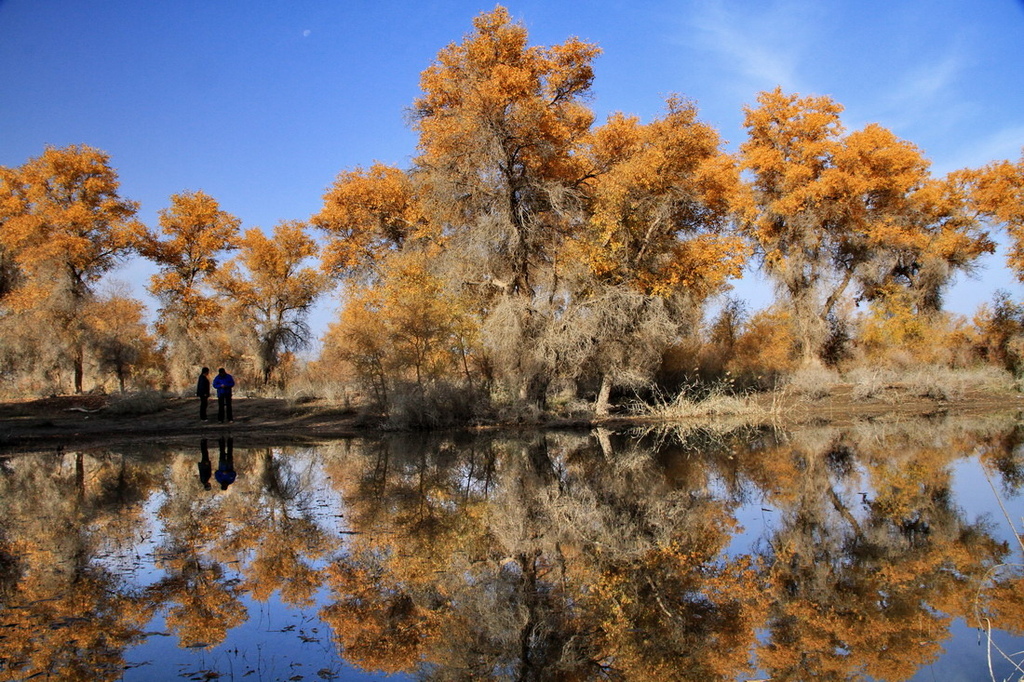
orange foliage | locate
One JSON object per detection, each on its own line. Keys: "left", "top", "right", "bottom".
{"left": 144, "top": 190, "right": 241, "bottom": 329}
{"left": 321, "top": 250, "right": 478, "bottom": 394}
{"left": 726, "top": 307, "right": 799, "bottom": 381}
{"left": 312, "top": 163, "right": 421, "bottom": 281}
{"left": 212, "top": 221, "right": 329, "bottom": 384}
{"left": 412, "top": 6, "right": 598, "bottom": 295}
{"left": 0, "top": 144, "right": 144, "bottom": 304}
{"left": 740, "top": 89, "right": 992, "bottom": 361}
{"left": 968, "top": 151, "right": 1024, "bottom": 280}
{"left": 574, "top": 98, "right": 748, "bottom": 299}
{"left": 320, "top": 561, "right": 441, "bottom": 674}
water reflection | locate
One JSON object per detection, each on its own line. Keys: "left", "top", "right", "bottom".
{"left": 0, "top": 417, "right": 1023, "bottom": 680}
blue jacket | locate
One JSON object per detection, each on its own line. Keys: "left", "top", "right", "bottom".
{"left": 212, "top": 372, "right": 235, "bottom": 397}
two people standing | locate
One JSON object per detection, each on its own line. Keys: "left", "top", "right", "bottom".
{"left": 196, "top": 366, "right": 235, "bottom": 423}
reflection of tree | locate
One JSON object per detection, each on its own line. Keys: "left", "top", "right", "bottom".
{"left": 748, "top": 427, "right": 1015, "bottom": 681}
{"left": 1, "top": 421, "right": 1022, "bottom": 680}
{"left": 316, "top": 421, "right": 1024, "bottom": 681}
{"left": 233, "top": 447, "right": 332, "bottom": 607}
{"left": 147, "top": 452, "right": 247, "bottom": 648}
{"left": 0, "top": 452, "right": 158, "bottom": 681}
{"left": 320, "top": 433, "right": 768, "bottom": 680}
{"left": 148, "top": 447, "right": 336, "bottom": 645}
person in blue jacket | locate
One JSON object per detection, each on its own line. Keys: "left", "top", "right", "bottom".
{"left": 212, "top": 367, "right": 235, "bottom": 423}
{"left": 215, "top": 436, "right": 236, "bottom": 491}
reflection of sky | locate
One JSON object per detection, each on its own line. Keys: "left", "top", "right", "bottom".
{"left": 951, "top": 456, "right": 1024, "bottom": 550}
{"left": 122, "top": 591, "right": 401, "bottom": 682}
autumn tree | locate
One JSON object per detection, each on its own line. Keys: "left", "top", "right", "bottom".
{"left": 312, "top": 163, "right": 421, "bottom": 283}
{"left": 0, "top": 144, "right": 144, "bottom": 393}
{"left": 558, "top": 98, "right": 745, "bottom": 413}
{"left": 320, "top": 250, "right": 481, "bottom": 422}
{"left": 212, "top": 221, "right": 329, "bottom": 387}
{"left": 84, "top": 290, "right": 162, "bottom": 392}
{"left": 314, "top": 7, "right": 757, "bottom": 414}
{"left": 411, "top": 6, "right": 598, "bottom": 298}
{"left": 968, "top": 150, "right": 1024, "bottom": 279}
{"left": 142, "top": 190, "right": 241, "bottom": 387}
{"left": 738, "top": 89, "right": 992, "bottom": 363}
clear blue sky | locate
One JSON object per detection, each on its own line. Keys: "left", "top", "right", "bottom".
{"left": 2, "top": 0, "right": 1023, "bottom": 339}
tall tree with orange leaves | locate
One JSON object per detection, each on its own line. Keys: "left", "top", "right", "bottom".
{"left": 739, "top": 88, "right": 991, "bottom": 363}
{"left": 561, "top": 97, "right": 745, "bottom": 412}
{"left": 411, "top": 6, "right": 599, "bottom": 299}
{"left": 968, "top": 150, "right": 1024, "bottom": 280}
{"left": 0, "top": 144, "right": 145, "bottom": 393}
{"left": 212, "top": 221, "right": 329, "bottom": 386}
{"left": 312, "top": 163, "right": 421, "bottom": 284}
{"left": 316, "top": 7, "right": 752, "bottom": 413}
{"left": 142, "top": 190, "right": 241, "bottom": 387}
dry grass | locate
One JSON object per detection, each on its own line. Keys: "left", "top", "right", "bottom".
{"left": 633, "top": 381, "right": 773, "bottom": 421}
{"left": 785, "top": 364, "right": 841, "bottom": 399}
{"left": 105, "top": 390, "right": 167, "bottom": 415}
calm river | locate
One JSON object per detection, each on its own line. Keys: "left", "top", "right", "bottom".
{"left": 2, "top": 415, "right": 1023, "bottom": 681}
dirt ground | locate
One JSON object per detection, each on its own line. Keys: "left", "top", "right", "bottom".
{"left": 1, "top": 385, "right": 1022, "bottom": 455}
{"left": 0, "top": 394, "right": 382, "bottom": 454}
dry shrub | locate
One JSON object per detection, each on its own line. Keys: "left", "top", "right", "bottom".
{"left": 785, "top": 363, "right": 840, "bottom": 399}
{"left": 385, "top": 382, "right": 490, "bottom": 430}
{"left": 856, "top": 292, "right": 976, "bottom": 369}
{"left": 902, "top": 365, "right": 1015, "bottom": 401}
{"left": 971, "top": 292, "right": 1024, "bottom": 373}
{"left": 844, "top": 366, "right": 899, "bottom": 401}
{"left": 106, "top": 390, "right": 166, "bottom": 415}
{"left": 636, "top": 382, "right": 762, "bottom": 420}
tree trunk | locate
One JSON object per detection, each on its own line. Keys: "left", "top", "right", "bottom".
{"left": 74, "top": 344, "right": 84, "bottom": 394}
{"left": 594, "top": 373, "right": 613, "bottom": 416}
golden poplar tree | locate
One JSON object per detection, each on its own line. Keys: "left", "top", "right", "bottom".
{"left": 739, "top": 88, "right": 991, "bottom": 363}
{"left": 212, "top": 221, "right": 329, "bottom": 386}
{"left": 142, "top": 190, "right": 241, "bottom": 386}
{"left": 0, "top": 144, "right": 145, "bottom": 393}
{"left": 411, "top": 6, "right": 599, "bottom": 297}
{"left": 968, "top": 150, "right": 1024, "bottom": 279}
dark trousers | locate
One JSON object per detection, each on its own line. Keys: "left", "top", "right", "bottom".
{"left": 199, "top": 396, "right": 209, "bottom": 420}
{"left": 217, "top": 393, "right": 233, "bottom": 422}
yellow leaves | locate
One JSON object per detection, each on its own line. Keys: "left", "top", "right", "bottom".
{"left": 969, "top": 151, "right": 1024, "bottom": 280}
{"left": 573, "top": 97, "right": 745, "bottom": 299}
{"left": 0, "top": 144, "right": 142, "bottom": 287}
{"left": 412, "top": 5, "right": 598, "bottom": 192}
{"left": 323, "top": 249, "right": 477, "bottom": 389}
{"left": 313, "top": 163, "right": 420, "bottom": 280}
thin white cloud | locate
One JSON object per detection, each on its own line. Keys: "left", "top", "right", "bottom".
{"left": 686, "top": 0, "right": 822, "bottom": 94}
{"left": 874, "top": 49, "right": 966, "bottom": 132}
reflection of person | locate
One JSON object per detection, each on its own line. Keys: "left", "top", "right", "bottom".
{"left": 198, "top": 439, "right": 212, "bottom": 490}
{"left": 215, "top": 436, "right": 236, "bottom": 491}
{"left": 196, "top": 367, "right": 211, "bottom": 421}
{"left": 212, "top": 367, "right": 235, "bottom": 423}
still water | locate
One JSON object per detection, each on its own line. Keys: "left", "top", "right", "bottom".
{"left": 2, "top": 416, "right": 1024, "bottom": 681}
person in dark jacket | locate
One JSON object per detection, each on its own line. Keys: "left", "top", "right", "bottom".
{"left": 198, "top": 438, "right": 212, "bottom": 490}
{"left": 196, "top": 367, "right": 211, "bottom": 421}
{"left": 212, "top": 367, "right": 235, "bottom": 423}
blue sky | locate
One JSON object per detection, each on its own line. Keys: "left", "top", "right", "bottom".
{"left": 2, "top": 0, "right": 1023, "bottom": 340}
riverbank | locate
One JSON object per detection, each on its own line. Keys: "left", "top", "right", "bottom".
{"left": 1, "top": 384, "right": 1022, "bottom": 454}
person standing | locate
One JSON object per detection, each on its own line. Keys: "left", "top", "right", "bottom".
{"left": 212, "top": 367, "right": 235, "bottom": 423}
{"left": 196, "top": 367, "right": 211, "bottom": 421}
